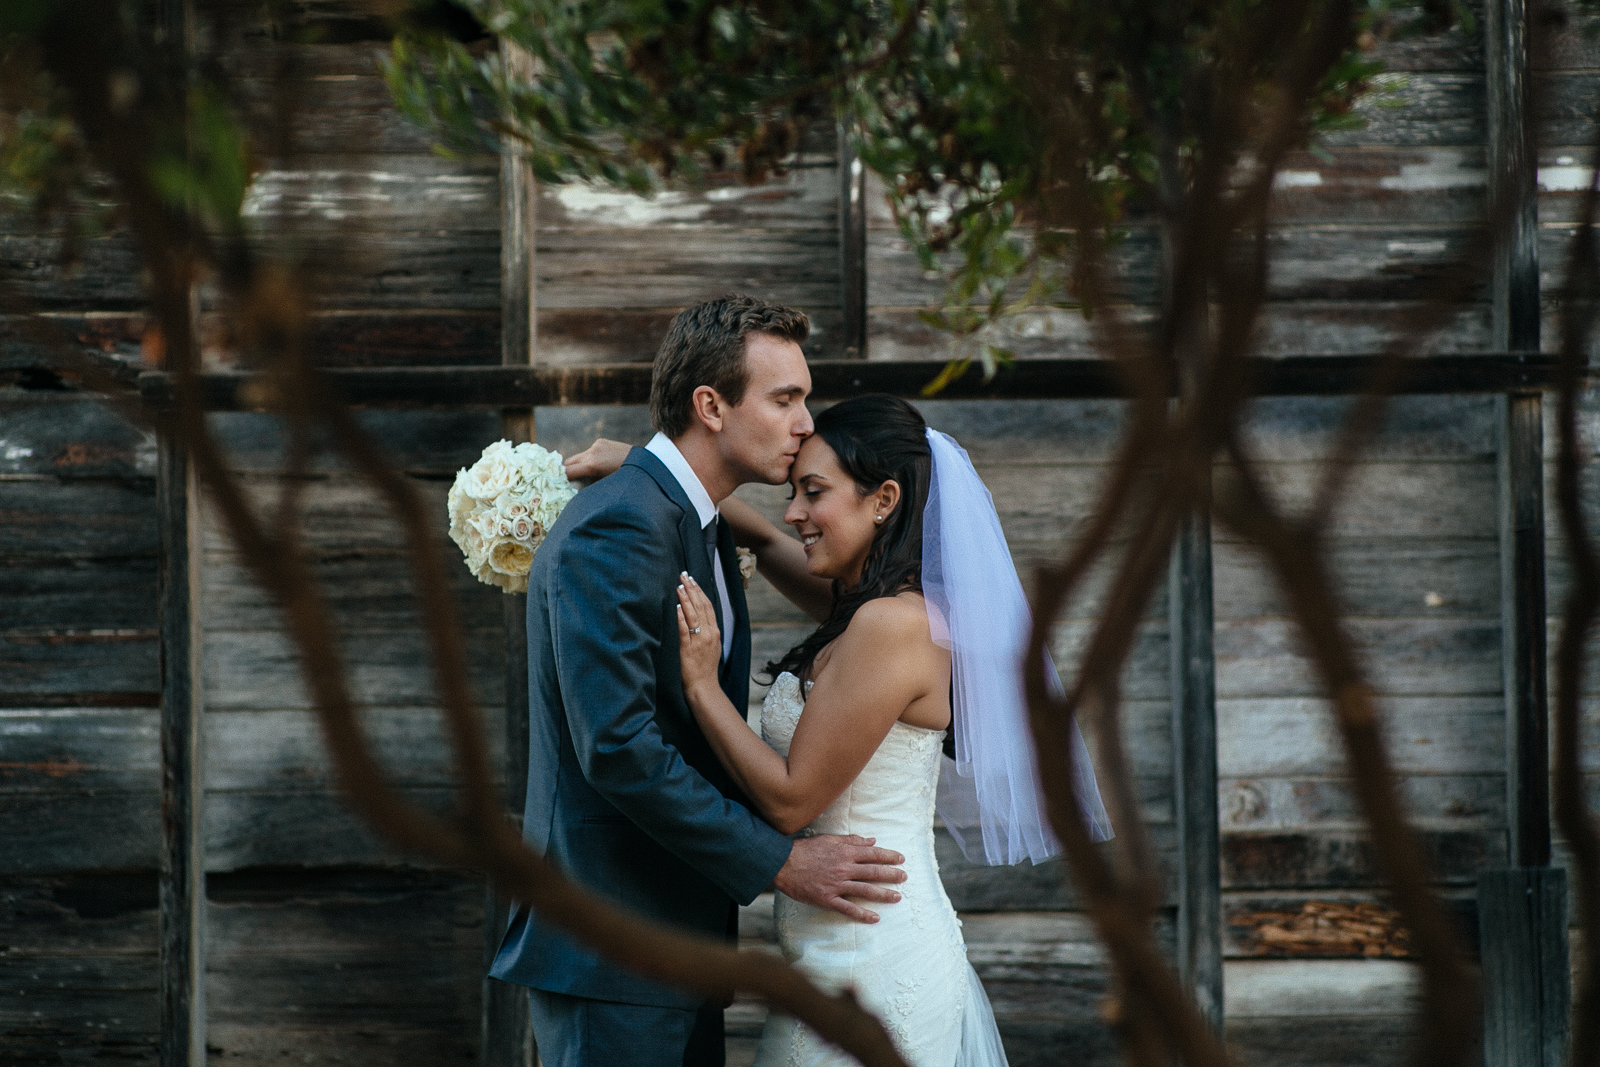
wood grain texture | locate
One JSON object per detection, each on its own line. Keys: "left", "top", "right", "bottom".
{"left": 201, "top": 627, "right": 504, "bottom": 710}
{"left": 0, "top": 479, "right": 157, "bottom": 558}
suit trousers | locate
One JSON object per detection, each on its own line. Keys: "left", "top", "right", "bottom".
{"left": 529, "top": 988, "right": 725, "bottom": 1067}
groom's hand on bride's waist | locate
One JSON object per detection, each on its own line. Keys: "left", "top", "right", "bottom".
{"left": 772, "top": 834, "right": 906, "bottom": 924}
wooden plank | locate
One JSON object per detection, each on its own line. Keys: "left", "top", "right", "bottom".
{"left": 206, "top": 408, "right": 501, "bottom": 474}
{"left": 293, "top": 309, "right": 500, "bottom": 367}
{"left": 0, "top": 629, "right": 159, "bottom": 702}
{"left": 1211, "top": 538, "right": 1500, "bottom": 620}
{"left": 0, "top": 786, "right": 479, "bottom": 874}
{"left": 539, "top": 163, "right": 837, "bottom": 231}
{"left": 0, "top": 394, "right": 155, "bottom": 478}
{"left": 0, "top": 704, "right": 510, "bottom": 797}
{"left": 157, "top": 427, "right": 206, "bottom": 1067}
{"left": 202, "top": 1026, "right": 472, "bottom": 1067}
{"left": 204, "top": 951, "right": 479, "bottom": 1027}
{"left": 0, "top": 479, "right": 157, "bottom": 558}
{"left": 0, "top": 708, "right": 159, "bottom": 793}
{"left": 246, "top": 299, "right": 1521, "bottom": 368}
{"left": 1220, "top": 774, "right": 1505, "bottom": 832}
{"left": 1214, "top": 618, "right": 1502, "bottom": 699}
{"left": 201, "top": 627, "right": 505, "bottom": 710}
{"left": 206, "top": 867, "right": 482, "bottom": 950}
{"left": 0, "top": 233, "right": 146, "bottom": 309}
{"left": 0, "top": 791, "right": 159, "bottom": 873}
{"left": 0, "top": 558, "right": 158, "bottom": 632}
{"left": 1214, "top": 696, "right": 1509, "bottom": 777}
{"left": 139, "top": 354, "right": 1563, "bottom": 415}
{"left": 203, "top": 549, "right": 502, "bottom": 631}
{"left": 198, "top": 473, "right": 452, "bottom": 553}
{"left": 1221, "top": 828, "right": 1501, "bottom": 888}
{"left": 0, "top": 872, "right": 158, "bottom": 955}
{"left": 15, "top": 219, "right": 1550, "bottom": 319}
{"left": 240, "top": 157, "right": 498, "bottom": 232}
{"left": 1479, "top": 867, "right": 1571, "bottom": 1067}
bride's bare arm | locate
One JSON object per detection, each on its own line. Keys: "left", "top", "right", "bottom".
{"left": 562, "top": 438, "right": 631, "bottom": 483}
{"left": 676, "top": 577, "right": 946, "bottom": 834}
{"left": 719, "top": 496, "right": 832, "bottom": 623}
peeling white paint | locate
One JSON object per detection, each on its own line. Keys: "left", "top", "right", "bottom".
{"left": 240, "top": 170, "right": 494, "bottom": 218}
{"left": 1274, "top": 170, "right": 1323, "bottom": 188}
{"left": 1378, "top": 154, "right": 1485, "bottom": 190}
{"left": 1386, "top": 240, "right": 1448, "bottom": 256}
{"left": 2, "top": 443, "right": 34, "bottom": 461}
{"left": 551, "top": 183, "right": 709, "bottom": 227}
{"left": 1538, "top": 165, "right": 1595, "bottom": 191}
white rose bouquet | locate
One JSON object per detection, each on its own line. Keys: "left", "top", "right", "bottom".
{"left": 447, "top": 440, "right": 576, "bottom": 593}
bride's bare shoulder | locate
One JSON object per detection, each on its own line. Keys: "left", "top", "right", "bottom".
{"left": 840, "top": 592, "right": 938, "bottom": 652}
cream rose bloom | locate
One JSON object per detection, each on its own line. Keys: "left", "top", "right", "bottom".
{"left": 447, "top": 439, "right": 575, "bottom": 594}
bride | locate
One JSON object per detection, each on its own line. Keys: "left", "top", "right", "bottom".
{"left": 590, "top": 393, "right": 1109, "bottom": 1067}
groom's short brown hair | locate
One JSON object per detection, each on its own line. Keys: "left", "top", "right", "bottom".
{"left": 650, "top": 294, "right": 810, "bottom": 439}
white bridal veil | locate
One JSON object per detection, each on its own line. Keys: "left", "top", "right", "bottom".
{"left": 922, "top": 428, "right": 1114, "bottom": 865}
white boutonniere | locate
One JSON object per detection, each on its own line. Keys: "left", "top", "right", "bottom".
{"left": 736, "top": 548, "right": 756, "bottom": 588}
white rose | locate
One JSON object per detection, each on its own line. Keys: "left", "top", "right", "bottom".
{"left": 462, "top": 441, "right": 516, "bottom": 500}
{"left": 509, "top": 515, "right": 536, "bottom": 542}
{"left": 447, "top": 474, "right": 472, "bottom": 525}
{"left": 489, "top": 538, "right": 534, "bottom": 577}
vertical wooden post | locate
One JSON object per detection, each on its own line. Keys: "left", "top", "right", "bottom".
{"left": 1480, "top": 868, "right": 1571, "bottom": 1067}
{"left": 1483, "top": 2, "right": 1569, "bottom": 1065}
{"left": 481, "top": 39, "right": 537, "bottom": 1067}
{"left": 1170, "top": 508, "right": 1222, "bottom": 1031}
{"left": 1499, "top": 390, "right": 1549, "bottom": 868}
{"left": 838, "top": 122, "right": 868, "bottom": 359}
{"left": 153, "top": 3, "right": 205, "bottom": 1062}
{"left": 158, "top": 425, "right": 206, "bottom": 1067}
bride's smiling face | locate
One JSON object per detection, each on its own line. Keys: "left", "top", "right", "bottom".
{"left": 783, "top": 436, "right": 900, "bottom": 586}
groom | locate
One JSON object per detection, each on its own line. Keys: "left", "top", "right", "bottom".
{"left": 490, "top": 294, "right": 908, "bottom": 1067}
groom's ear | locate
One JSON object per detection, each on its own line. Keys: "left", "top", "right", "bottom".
{"left": 690, "top": 385, "right": 727, "bottom": 434}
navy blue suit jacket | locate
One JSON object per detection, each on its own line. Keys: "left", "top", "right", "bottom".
{"left": 490, "top": 448, "right": 793, "bottom": 1008}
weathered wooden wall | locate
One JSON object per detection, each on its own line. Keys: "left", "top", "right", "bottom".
{"left": 3, "top": 3, "right": 1600, "bottom": 1066}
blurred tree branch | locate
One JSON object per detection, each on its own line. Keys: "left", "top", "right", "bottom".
{"left": 3, "top": 2, "right": 1598, "bottom": 1067}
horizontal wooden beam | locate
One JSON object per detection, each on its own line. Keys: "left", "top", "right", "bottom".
{"left": 138, "top": 353, "right": 1560, "bottom": 411}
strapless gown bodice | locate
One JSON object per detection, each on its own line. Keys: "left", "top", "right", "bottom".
{"left": 755, "top": 673, "right": 1008, "bottom": 1067}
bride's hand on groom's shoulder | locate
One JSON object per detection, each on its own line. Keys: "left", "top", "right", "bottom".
{"left": 774, "top": 834, "right": 907, "bottom": 924}
{"left": 562, "top": 438, "right": 630, "bottom": 484}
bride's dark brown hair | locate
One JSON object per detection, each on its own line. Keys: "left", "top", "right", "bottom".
{"left": 764, "top": 394, "right": 932, "bottom": 687}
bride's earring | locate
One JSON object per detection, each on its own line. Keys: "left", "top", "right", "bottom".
{"left": 874, "top": 514, "right": 884, "bottom": 523}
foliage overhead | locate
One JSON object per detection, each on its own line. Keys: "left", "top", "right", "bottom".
{"left": 385, "top": 0, "right": 1424, "bottom": 370}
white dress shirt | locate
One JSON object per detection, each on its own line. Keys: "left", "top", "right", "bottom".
{"left": 645, "top": 433, "right": 735, "bottom": 662}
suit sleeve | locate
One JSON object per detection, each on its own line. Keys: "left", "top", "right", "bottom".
{"left": 549, "top": 502, "right": 792, "bottom": 905}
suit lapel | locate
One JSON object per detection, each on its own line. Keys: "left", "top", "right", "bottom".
{"left": 624, "top": 448, "right": 719, "bottom": 636}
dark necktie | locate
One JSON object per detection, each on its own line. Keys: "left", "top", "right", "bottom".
{"left": 702, "top": 516, "right": 720, "bottom": 571}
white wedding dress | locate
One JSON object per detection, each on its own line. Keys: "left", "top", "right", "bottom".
{"left": 753, "top": 673, "right": 1009, "bottom": 1067}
